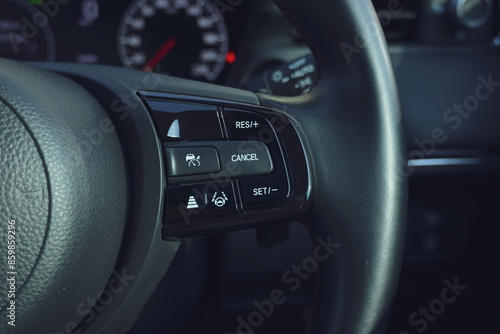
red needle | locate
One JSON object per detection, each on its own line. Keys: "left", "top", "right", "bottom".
{"left": 142, "top": 37, "right": 178, "bottom": 72}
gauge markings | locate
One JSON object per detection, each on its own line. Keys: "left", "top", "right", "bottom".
{"left": 117, "top": 0, "right": 229, "bottom": 81}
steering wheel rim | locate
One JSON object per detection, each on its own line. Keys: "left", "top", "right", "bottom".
{"left": 0, "top": 0, "right": 406, "bottom": 333}
{"left": 261, "top": 0, "right": 407, "bottom": 332}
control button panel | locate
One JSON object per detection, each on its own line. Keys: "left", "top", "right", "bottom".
{"left": 166, "top": 182, "right": 238, "bottom": 224}
{"left": 158, "top": 107, "right": 291, "bottom": 223}
{"left": 224, "top": 109, "right": 291, "bottom": 210}
{"left": 144, "top": 100, "right": 223, "bottom": 141}
{"left": 139, "top": 94, "right": 307, "bottom": 233}
{"left": 164, "top": 147, "right": 220, "bottom": 176}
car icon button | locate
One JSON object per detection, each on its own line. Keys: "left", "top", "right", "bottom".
{"left": 165, "top": 147, "right": 220, "bottom": 176}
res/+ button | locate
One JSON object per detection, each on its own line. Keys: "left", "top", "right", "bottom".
{"left": 224, "top": 109, "right": 275, "bottom": 142}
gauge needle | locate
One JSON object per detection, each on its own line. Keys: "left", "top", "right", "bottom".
{"left": 142, "top": 37, "right": 178, "bottom": 72}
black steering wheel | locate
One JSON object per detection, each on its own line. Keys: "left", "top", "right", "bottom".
{"left": 0, "top": 0, "right": 407, "bottom": 333}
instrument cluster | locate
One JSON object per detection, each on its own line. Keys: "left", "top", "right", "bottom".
{"left": 0, "top": 0, "right": 250, "bottom": 83}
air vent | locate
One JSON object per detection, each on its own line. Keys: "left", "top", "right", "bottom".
{"left": 372, "top": 0, "right": 419, "bottom": 42}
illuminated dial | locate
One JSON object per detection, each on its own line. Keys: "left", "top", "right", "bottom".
{"left": 117, "top": 0, "right": 229, "bottom": 82}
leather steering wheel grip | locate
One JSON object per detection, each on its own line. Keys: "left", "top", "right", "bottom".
{"left": 0, "top": 59, "right": 127, "bottom": 333}
{"left": 260, "top": 0, "right": 408, "bottom": 333}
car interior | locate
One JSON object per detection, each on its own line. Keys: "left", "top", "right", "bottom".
{"left": 1, "top": 0, "right": 499, "bottom": 333}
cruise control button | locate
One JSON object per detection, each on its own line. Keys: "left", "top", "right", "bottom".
{"left": 165, "top": 147, "right": 220, "bottom": 176}
{"left": 238, "top": 173, "right": 289, "bottom": 210}
{"left": 224, "top": 109, "right": 274, "bottom": 141}
{"left": 166, "top": 182, "right": 238, "bottom": 224}
{"left": 217, "top": 141, "right": 273, "bottom": 177}
{"left": 144, "top": 100, "right": 223, "bottom": 141}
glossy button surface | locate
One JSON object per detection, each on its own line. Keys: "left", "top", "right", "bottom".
{"left": 217, "top": 141, "right": 273, "bottom": 177}
{"left": 238, "top": 172, "right": 289, "bottom": 210}
{"left": 145, "top": 100, "right": 223, "bottom": 141}
{"left": 165, "top": 147, "right": 220, "bottom": 176}
{"left": 166, "top": 182, "right": 238, "bottom": 224}
{"left": 224, "top": 109, "right": 275, "bottom": 141}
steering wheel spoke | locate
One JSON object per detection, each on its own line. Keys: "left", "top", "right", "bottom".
{"left": 132, "top": 91, "right": 310, "bottom": 239}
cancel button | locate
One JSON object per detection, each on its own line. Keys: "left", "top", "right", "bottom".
{"left": 218, "top": 141, "right": 273, "bottom": 178}
{"left": 231, "top": 153, "right": 259, "bottom": 162}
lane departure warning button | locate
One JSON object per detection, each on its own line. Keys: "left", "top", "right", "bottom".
{"left": 166, "top": 182, "right": 238, "bottom": 224}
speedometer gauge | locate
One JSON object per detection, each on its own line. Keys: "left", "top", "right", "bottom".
{"left": 117, "top": 0, "right": 229, "bottom": 82}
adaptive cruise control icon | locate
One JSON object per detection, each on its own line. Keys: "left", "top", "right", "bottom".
{"left": 212, "top": 191, "right": 228, "bottom": 207}
{"left": 185, "top": 153, "right": 201, "bottom": 167}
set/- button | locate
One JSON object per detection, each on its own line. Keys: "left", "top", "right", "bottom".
{"left": 238, "top": 173, "right": 290, "bottom": 210}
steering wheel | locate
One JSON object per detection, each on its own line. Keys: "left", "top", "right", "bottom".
{"left": 0, "top": 0, "right": 407, "bottom": 333}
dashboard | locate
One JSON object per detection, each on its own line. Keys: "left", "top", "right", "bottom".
{"left": 0, "top": 0, "right": 251, "bottom": 84}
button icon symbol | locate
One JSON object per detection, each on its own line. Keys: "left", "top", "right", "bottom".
{"left": 167, "top": 119, "right": 180, "bottom": 138}
{"left": 272, "top": 70, "right": 283, "bottom": 83}
{"left": 187, "top": 196, "right": 199, "bottom": 209}
{"left": 185, "top": 153, "right": 201, "bottom": 167}
{"left": 212, "top": 191, "right": 228, "bottom": 207}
